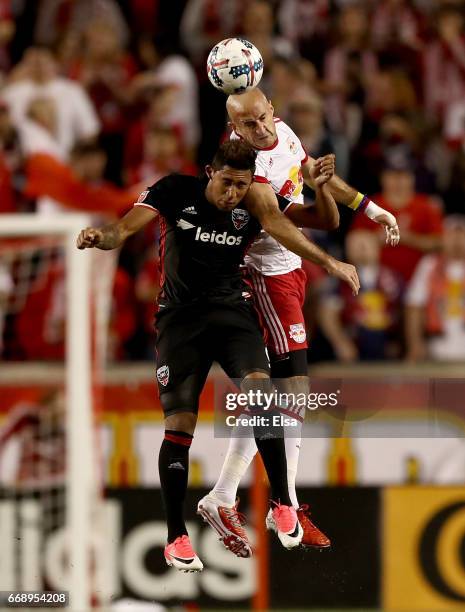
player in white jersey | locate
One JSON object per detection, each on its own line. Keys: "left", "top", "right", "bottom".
{"left": 198, "top": 88, "right": 400, "bottom": 556}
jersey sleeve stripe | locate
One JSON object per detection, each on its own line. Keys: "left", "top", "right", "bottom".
{"left": 301, "top": 153, "right": 309, "bottom": 164}
{"left": 253, "top": 175, "right": 269, "bottom": 184}
{"left": 133, "top": 202, "right": 155, "bottom": 210}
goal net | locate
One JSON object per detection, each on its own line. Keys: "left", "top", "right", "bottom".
{"left": 0, "top": 214, "right": 110, "bottom": 610}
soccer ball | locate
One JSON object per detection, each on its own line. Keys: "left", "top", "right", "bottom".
{"left": 207, "top": 38, "right": 264, "bottom": 95}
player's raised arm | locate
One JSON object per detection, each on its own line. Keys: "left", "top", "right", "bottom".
{"left": 76, "top": 205, "right": 157, "bottom": 250}
{"left": 301, "top": 156, "right": 400, "bottom": 246}
{"left": 245, "top": 181, "right": 360, "bottom": 295}
{"left": 284, "top": 154, "right": 340, "bottom": 230}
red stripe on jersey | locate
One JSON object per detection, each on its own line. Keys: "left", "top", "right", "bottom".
{"left": 254, "top": 175, "right": 269, "bottom": 183}
{"left": 301, "top": 153, "right": 309, "bottom": 164}
{"left": 159, "top": 216, "right": 167, "bottom": 291}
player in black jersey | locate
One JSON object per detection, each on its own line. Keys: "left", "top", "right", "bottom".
{"left": 77, "top": 140, "right": 359, "bottom": 572}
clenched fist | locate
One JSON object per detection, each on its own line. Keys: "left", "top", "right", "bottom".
{"left": 311, "top": 154, "right": 335, "bottom": 187}
{"left": 76, "top": 227, "right": 104, "bottom": 249}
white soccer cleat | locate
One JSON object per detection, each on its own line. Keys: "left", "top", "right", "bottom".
{"left": 197, "top": 492, "right": 252, "bottom": 558}
{"left": 266, "top": 504, "right": 303, "bottom": 549}
{"left": 164, "top": 535, "right": 203, "bottom": 572}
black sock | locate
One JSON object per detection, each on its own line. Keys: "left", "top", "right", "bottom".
{"left": 158, "top": 429, "right": 193, "bottom": 543}
{"left": 254, "top": 417, "right": 292, "bottom": 506}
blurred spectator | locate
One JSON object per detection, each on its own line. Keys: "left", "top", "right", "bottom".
{"left": 318, "top": 229, "right": 403, "bottom": 361}
{"left": 180, "top": 0, "right": 243, "bottom": 65}
{"left": 2, "top": 46, "right": 100, "bottom": 155}
{"left": 0, "top": 0, "right": 14, "bottom": 79}
{"left": 424, "top": 4, "right": 465, "bottom": 126}
{"left": 127, "top": 125, "right": 197, "bottom": 185}
{"left": 68, "top": 20, "right": 137, "bottom": 182}
{"left": 371, "top": 0, "right": 425, "bottom": 52}
{"left": 14, "top": 251, "right": 137, "bottom": 361}
{"left": 19, "top": 96, "right": 64, "bottom": 159}
{"left": 323, "top": 3, "right": 378, "bottom": 140}
{"left": 131, "top": 35, "right": 200, "bottom": 152}
{"left": 351, "top": 156, "right": 443, "bottom": 282}
{"left": 277, "top": 0, "right": 329, "bottom": 63}
{"left": 241, "top": 0, "right": 295, "bottom": 68}
{"left": 269, "top": 56, "right": 308, "bottom": 118}
{"left": 287, "top": 89, "right": 349, "bottom": 178}
{"left": 124, "top": 94, "right": 190, "bottom": 175}
{"left": 0, "top": 100, "right": 21, "bottom": 212}
{"left": 0, "top": 259, "right": 12, "bottom": 355}
{"left": 34, "top": 0, "right": 129, "bottom": 49}
{"left": 24, "top": 141, "right": 137, "bottom": 216}
{"left": 443, "top": 143, "right": 465, "bottom": 213}
{"left": 405, "top": 215, "right": 465, "bottom": 361}
{"left": 365, "top": 68, "right": 418, "bottom": 120}
{"left": 353, "top": 113, "right": 434, "bottom": 194}
{"left": 134, "top": 249, "right": 162, "bottom": 357}
{"left": 0, "top": 390, "right": 65, "bottom": 487}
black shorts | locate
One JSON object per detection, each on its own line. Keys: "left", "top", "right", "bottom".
{"left": 155, "top": 301, "right": 270, "bottom": 417}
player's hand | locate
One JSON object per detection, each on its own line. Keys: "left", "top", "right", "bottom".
{"left": 311, "top": 154, "right": 335, "bottom": 187}
{"left": 76, "top": 227, "right": 104, "bottom": 249}
{"left": 371, "top": 207, "right": 400, "bottom": 246}
{"left": 326, "top": 258, "right": 360, "bottom": 295}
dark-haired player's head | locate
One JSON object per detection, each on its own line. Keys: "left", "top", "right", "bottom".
{"left": 226, "top": 88, "right": 277, "bottom": 150}
{"left": 205, "top": 140, "right": 257, "bottom": 211}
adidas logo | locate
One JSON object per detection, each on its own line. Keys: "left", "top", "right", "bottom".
{"left": 182, "top": 206, "right": 197, "bottom": 214}
{"left": 168, "top": 461, "right": 185, "bottom": 470}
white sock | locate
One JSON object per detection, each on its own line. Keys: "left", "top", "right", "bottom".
{"left": 211, "top": 433, "right": 257, "bottom": 506}
{"left": 285, "top": 435, "right": 301, "bottom": 508}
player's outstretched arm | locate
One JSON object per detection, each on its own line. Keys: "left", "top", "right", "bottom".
{"left": 245, "top": 182, "right": 360, "bottom": 295}
{"left": 302, "top": 157, "right": 400, "bottom": 246}
{"left": 76, "top": 206, "right": 157, "bottom": 250}
{"left": 286, "top": 154, "right": 339, "bottom": 230}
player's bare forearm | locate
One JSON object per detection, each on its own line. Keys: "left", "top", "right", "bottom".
{"left": 245, "top": 181, "right": 360, "bottom": 293}
{"left": 303, "top": 157, "right": 400, "bottom": 245}
{"left": 76, "top": 206, "right": 156, "bottom": 250}
{"left": 298, "top": 155, "right": 339, "bottom": 229}
{"left": 286, "top": 183, "right": 339, "bottom": 230}
{"left": 303, "top": 157, "right": 357, "bottom": 205}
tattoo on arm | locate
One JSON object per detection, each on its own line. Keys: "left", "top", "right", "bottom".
{"left": 99, "top": 224, "right": 124, "bottom": 250}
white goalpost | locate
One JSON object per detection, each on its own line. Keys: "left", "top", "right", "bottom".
{"left": 0, "top": 214, "right": 95, "bottom": 610}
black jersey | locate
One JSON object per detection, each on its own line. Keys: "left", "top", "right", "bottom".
{"left": 135, "top": 174, "right": 262, "bottom": 306}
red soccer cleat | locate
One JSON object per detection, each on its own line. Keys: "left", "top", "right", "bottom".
{"left": 197, "top": 493, "right": 252, "bottom": 558}
{"left": 297, "top": 504, "right": 331, "bottom": 549}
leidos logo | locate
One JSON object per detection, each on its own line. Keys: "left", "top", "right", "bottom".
{"left": 195, "top": 227, "right": 242, "bottom": 246}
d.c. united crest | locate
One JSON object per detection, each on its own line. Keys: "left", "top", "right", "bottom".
{"left": 157, "top": 365, "right": 170, "bottom": 386}
{"left": 231, "top": 208, "right": 249, "bottom": 230}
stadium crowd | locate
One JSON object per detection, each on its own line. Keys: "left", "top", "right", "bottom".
{"left": 1, "top": 0, "right": 465, "bottom": 363}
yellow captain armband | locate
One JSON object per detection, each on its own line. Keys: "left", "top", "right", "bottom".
{"left": 348, "top": 192, "right": 365, "bottom": 210}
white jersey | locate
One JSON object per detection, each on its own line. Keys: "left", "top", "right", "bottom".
{"left": 231, "top": 119, "right": 308, "bottom": 275}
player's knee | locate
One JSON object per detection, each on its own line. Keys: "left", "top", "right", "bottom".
{"left": 241, "top": 371, "right": 273, "bottom": 397}
{"left": 164, "top": 411, "right": 197, "bottom": 434}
